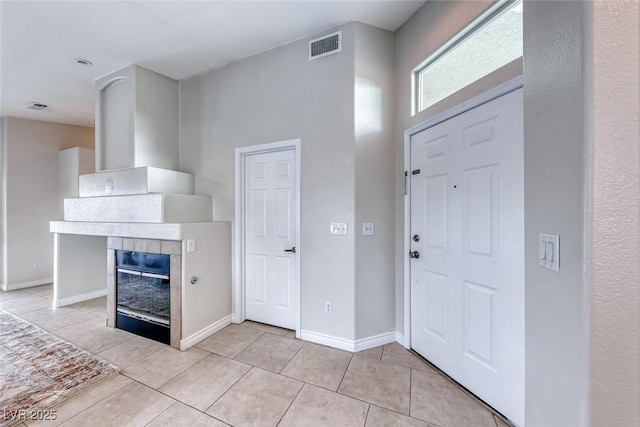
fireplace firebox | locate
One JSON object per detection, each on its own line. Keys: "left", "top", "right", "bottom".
{"left": 115, "top": 250, "right": 170, "bottom": 344}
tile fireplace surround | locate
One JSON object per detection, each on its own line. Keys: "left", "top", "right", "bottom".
{"left": 107, "top": 237, "right": 182, "bottom": 349}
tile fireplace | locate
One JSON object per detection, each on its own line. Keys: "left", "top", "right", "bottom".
{"left": 107, "top": 237, "right": 183, "bottom": 349}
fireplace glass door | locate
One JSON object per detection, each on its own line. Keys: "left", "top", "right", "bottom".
{"left": 115, "top": 251, "right": 170, "bottom": 344}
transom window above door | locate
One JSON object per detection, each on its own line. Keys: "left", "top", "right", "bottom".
{"left": 413, "top": 0, "right": 523, "bottom": 115}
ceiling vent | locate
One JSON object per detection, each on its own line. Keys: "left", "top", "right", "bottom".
{"left": 309, "top": 31, "right": 342, "bottom": 61}
{"left": 26, "top": 102, "right": 49, "bottom": 111}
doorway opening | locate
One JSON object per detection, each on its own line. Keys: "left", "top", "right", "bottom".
{"left": 404, "top": 77, "right": 524, "bottom": 425}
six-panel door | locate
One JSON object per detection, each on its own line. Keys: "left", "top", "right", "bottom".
{"left": 244, "top": 149, "right": 297, "bottom": 330}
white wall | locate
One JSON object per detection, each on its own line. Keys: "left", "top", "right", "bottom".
{"left": 180, "top": 23, "right": 358, "bottom": 340}
{"left": 585, "top": 0, "right": 640, "bottom": 425}
{"left": 134, "top": 66, "right": 180, "bottom": 171}
{"left": 54, "top": 233, "right": 106, "bottom": 303}
{"left": 95, "top": 64, "right": 179, "bottom": 172}
{"left": 181, "top": 222, "right": 232, "bottom": 341}
{"left": 58, "top": 147, "right": 95, "bottom": 218}
{"left": 353, "top": 23, "right": 396, "bottom": 340}
{"left": 1, "top": 117, "right": 94, "bottom": 289}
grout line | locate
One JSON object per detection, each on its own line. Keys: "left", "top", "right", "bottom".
{"left": 278, "top": 339, "right": 306, "bottom": 373}
{"left": 139, "top": 377, "right": 228, "bottom": 425}
{"left": 408, "top": 348, "right": 507, "bottom": 422}
{"left": 409, "top": 368, "right": 413, "bottom": 417}
{"left": 239, "top": 319, "right": 292, "bottom": 337}
{"left": 143, "top": 401, "right": 177, "bottom": 426}
{"left": 203, "top": 365, "right": 255, "bottom": 413}
{"left": 363, "top": 403, "right": 371, "bottom": 426}
{"left": 274, "top": 379, "right": 306, "bottom": 426}
{"left": 48, "top": 374, "right": 134, "bottom": 425}
{"left": 335, "top": 352, "right": 354, "bottom": 392}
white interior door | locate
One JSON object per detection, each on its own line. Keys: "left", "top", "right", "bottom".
{"left": 410, "top": 89, "right": 524, "bottom": 425}
{"left": 244, "top": 148, "right": 297, "bottom": 330}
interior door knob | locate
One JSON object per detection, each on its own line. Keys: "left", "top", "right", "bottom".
{"left": 409, "top": 250, "right": 420, "bottom": 259}
{"left": 284, "top": 246, "right": 296, "bottom": 254}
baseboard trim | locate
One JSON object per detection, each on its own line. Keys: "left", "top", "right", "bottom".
{"left": 180, "top": 315, "right": 232, "bottom": 351}
{"left": 300, "top": 330, "right": 356, "bottom": 352}
{"left": 3, "top": 277, "right": 54, "bottom": 291}
{"left": 301, "top": 329, "right": 402, "bottom": 353}
{"left": 231, "top": 314, "right": 243, "bottom": 324}
{"left": 395, "top": 332, "right": 407, "bottom": 348}
{"left": 354, "top": 331, "right": 398, "bottom": 352}
{"left": 55, "top": 288, "right": 107, "bottom": 307}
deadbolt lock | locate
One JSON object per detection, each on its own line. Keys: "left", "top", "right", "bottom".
{"left": 412, "top": 234, "right": 420, "bottom": 242}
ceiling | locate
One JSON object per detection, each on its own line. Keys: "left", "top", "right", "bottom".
{"left": 0, "top": 0, "right": 424, "bottom": 127}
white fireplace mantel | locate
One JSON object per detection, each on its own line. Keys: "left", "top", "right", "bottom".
{"left": 50, "top": 220, "right": 213, "bottom": 241}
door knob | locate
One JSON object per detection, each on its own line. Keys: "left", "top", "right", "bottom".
{"left": 284, "top": 246, "right": 296, "bottom": 254}
{"left": 409, "top": 250, "right": 420, "bottom": 259}
{"left": 412, "top": 234, "right": 420, "bottom": 242}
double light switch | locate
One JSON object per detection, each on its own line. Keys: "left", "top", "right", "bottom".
{"left": 539, "top": 233, "right": 559, "bottom": 272}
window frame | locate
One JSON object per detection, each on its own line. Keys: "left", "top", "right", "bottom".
{"left": 412, "top": 0, "right": 522, "bottom": 116}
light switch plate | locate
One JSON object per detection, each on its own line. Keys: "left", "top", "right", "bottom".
{"left": 330, "top": 222, "right": 347, "bottom": 236}
{"left": 539, "top": 233, "right": 559, "bottom": 272}
{"left": 362, "top": 222, "right": 375, "bottom": 236}
{"left": 186, "top": 238, "right": 197, "bottom": 253}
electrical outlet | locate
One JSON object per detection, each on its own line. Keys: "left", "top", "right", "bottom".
{"left": 325, "top": 302, "right": 333, "bottom": 314}
{"left": 362, "top": 222, "right": 375, "bottom": 236}
{"left": 330, "top": 222, "right": 347, "bottom": 236}
{"left": 33, "top": 261, "right": 40, "bottom": 269}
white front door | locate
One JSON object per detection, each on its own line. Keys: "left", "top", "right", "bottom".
{"left": 244, "top": 148, "right": 297, "bottom": 330}
{"left": 410, "top": 89, "right": 524, "bottom": 425}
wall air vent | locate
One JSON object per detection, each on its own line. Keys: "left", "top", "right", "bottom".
{"left": 309, "top": 31, "right": 342, "bottom": 61}
{"left": 26, "top": 102, "right": 49, "bottom": 111}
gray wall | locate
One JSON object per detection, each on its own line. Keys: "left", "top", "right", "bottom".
{"left": 0, "top": 119, "right": 6, "bottom": 283}
{"left": 523, "top": 2, "right": 588, "bottom": 425}
{"left": 354, "top": 23, "right": 396, "bottom": 340}
{"left": 180, "top": 23, "right": 358, "bottom": 340}
{"left": 1, "top": 117, "right": 94, "bottom": 289}
{"left": 585, "top": 1, "right": 640, "bottom": 425}
{"left": 180, "top": 21, "right": 400, "bottom": 342}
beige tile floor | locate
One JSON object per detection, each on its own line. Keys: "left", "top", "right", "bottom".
{"left": 3, "top": 284, "right": 513, "bottom": 427}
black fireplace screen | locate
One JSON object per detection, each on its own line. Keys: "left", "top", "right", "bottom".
{"left": 117, "top": 270, "right": 170, "bottom": 324}
{"left": 116, "top": 251, "right": 170, "bottom": 330}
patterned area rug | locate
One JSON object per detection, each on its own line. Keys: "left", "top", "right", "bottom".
{"left": 0, "top": 309, "right": 118, "bottom": 427}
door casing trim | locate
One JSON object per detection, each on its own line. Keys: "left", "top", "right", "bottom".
{"left": 403, "top": 76, "right": 523, "bottom": 349}
{"left": 234, "top": 139, "right": 301, "bottom": 338}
